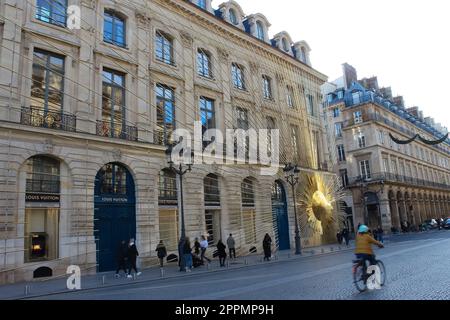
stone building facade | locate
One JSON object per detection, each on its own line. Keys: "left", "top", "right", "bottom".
{"left": 324, "top": 72, "right": 450, "bottom": 233}
{"left": 0, "top": 0, "right": 330, "bottom": 283}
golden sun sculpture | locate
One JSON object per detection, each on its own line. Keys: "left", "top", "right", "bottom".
{"left": 297, "top": 173, "right": 347, "bottom": 245}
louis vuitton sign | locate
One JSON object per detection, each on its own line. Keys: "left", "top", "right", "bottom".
{"left": 26, "top": 193, "right": 60, "bottom": 203}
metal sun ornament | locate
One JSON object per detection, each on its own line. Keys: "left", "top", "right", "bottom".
{"left": 297, "top": 172, "right": 346, "bottom": 244}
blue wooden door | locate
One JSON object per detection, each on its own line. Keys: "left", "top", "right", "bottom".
{"left": 94, "top": 163, "right": 136, "bottom": 272}
{"left": 272, "top": 181, "right": 290, "bottom": 251}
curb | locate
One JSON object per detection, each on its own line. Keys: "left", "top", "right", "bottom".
{"left": 14, "top": 246, "right": 355, "bottom": 300}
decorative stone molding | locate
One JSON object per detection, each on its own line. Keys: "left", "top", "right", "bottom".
{"left": 112, "top": 148, "right": 122, "bottom": 161}
{"left": 180, "top": 31, "right": 193, "bottom": 48}
{"left": 276, "top": 72, "right": 285, "bottom": 83}
{"left": 135, "top": 11, "right": 151, "bottom": 28}
{"left": 217, "top": 47, "right": 229, "bottom": 62}
{"left": 81, "top": 0, "right": 96, "bottom": 9}
{"left": 249, "top": 62, "right": 259, "bottom": 74}
{"left": 43, "top": 139, "right": 54, "bottom": 154}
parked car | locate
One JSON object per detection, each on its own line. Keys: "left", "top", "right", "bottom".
{"left": 443, "top": 218, "right": 450, "bottom": 230}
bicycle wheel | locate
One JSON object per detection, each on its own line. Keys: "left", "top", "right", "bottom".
{"left": 376, "top": 260, "right": 386, "bottom": 286}
{"left": 353, "top": 264, "right": 367, "bottom": 292}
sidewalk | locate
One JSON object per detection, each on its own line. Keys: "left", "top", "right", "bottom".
{"left": 0, "top": 242, "right": 355, "bottom": 300}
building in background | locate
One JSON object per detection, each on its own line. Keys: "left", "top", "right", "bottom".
{"left": 323, "top": 64, "right": 450, "bottom": 233}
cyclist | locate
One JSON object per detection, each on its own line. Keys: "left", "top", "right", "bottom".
{"left": 355, "top": 225, "right": 384, "bottom": 274}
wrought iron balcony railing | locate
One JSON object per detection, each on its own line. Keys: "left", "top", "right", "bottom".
{"left": 21, "top": 106, "right": 76, "bottom": 132}
{"left": 348, "top": 172, "right": 450, "bottom": 190}
{"left": 96, "top": 120, "right": 138, "bottom": 142}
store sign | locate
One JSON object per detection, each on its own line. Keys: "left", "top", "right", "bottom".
{"left": 100, "top": 197, "right": 129, "bottom": 204}
{"left": 26, "top": 194, "right": 60, "bottom": 202}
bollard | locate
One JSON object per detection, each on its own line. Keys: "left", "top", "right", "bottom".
{"left": 102, "top": 275, "right": 106, "bottom": 285}
{"left": 244, "top": 258, "right": 248, "bottom": 265}
{"left": 226, "top": 261, "right": 230, "bottom": 268}
{"left": 160, "top": 268, "right": 165, "bottom": 278}
{"left": 321, "top": 248, "right": 325, "bottom": 254}
{"left": 330, "top": 247, "right": 334, "bottom": 252}
{"left": 24, "top": 285, "right": 30, "bottom": 296}
{"left": 133, "top": 274, "right": 136, "bottom": 281}
{"left": 206, "top": 263, "right": 210, "bottom": 270}
{"left": 288, "top": 253, "right": 291, "bottom": 259}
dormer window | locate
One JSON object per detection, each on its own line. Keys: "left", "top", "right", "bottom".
{"left": 337, "top": 90, "right": 344, "bottom": 99}
{"left": 197, "top": 0, "right": 207, "bottom": 10}
{"left": 282, "top": 38, "right": 290, "bottom": 52}
{"left": 256, "top": 21, "right": 265, "bottom": 41}
{"left": 229, "top": 9, "right": 238, "bottom": 25}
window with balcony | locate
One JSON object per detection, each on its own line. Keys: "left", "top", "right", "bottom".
{"left": 99, "top": 69, "right": 135, "bottom": 140}
{"left": 359, "top": 160, "right": 371, "bottom": 180}
{"left": 155, "top": 31, "right": 174, "bottom": 65}
{"left": 159, "top": 169, "right": 177, "bottom": 206}
{"left": 26, "top": 49, "right": 74, "bottom": 131}
{"left": 156, "top": 84, "right": 176, "bottom": 145}
{"left": 262, "top": 75, "right": 272, "bottom": 99}
{"left": 104, "top": 10, "right": 126, "bottom": 48}
{"left": 232, "top": 63, "right": 245, "bottom": 90}
{"left": 36, "top": 0, "right": 67, "bottom": 27}
{"left": 337, "top": 144, "right": 346, "bottom": 162}
{"left": 197, "top": 49, "right": 212, "bottom": 78}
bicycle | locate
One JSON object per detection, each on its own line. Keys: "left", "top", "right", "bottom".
{"left": 352, "top": 257, "right": 386, "bottom": 292}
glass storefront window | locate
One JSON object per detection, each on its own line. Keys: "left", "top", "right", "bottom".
{"left": 25, "top": 208, "right": 59, "bottom": 262}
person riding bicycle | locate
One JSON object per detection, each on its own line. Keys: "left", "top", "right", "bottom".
{"left": 355, "top": 225, "right": 384, "bottom": 272}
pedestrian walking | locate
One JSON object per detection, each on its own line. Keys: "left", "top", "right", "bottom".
{"left": 336, "top": 231, "right": 343, "bottom": 245}
{"left": 200, "top": 235, "right": 211, "bottom": 263}
{"left": 115, "top": 240, "right": 128, "bottom": 278}
{"left": 342, "top": 228, "right": 350, "bottom": 246}
{"left": 373, "top": 228, "right": 378, "bottom": 241}
{"left": 193, "top": 237, "right": 201, "bottom": 256}
{"left": 227, "top": 234, "right": 236, "bottom": 259}
{"left": 377, "top": 226, "right": 384, "bottom": 243}
{"left": 183, "top": 237, "right": 193, "bottom": 273}
{"left": 217, "top": 240, "right": 227, "bottom": 267}
{"left": 127, "top": 238, "right": 141, "bottom": 278}
{"left": 263, "top": 234, "right": 272, "bottom": 261}
{"left": 155, "top": 240, "right": 167, "bottom": 268}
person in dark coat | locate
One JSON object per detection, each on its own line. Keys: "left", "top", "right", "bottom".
{"left": 193, "top": 238, "right": 201, "bottom": 256}
{"left": 217, "top": 240, "right": 227, "bottom": 267}
{"left": 183, "top": 237, "right": 193, "bottom": 273}
{"left": 115, "top": 240, "right": 128, "bottom": 278}
{"left": 377, "top": 226, "right": 384, "bottom": 243}
{"left": 263, "top": 234, "right": 272, "bottom": 261}
{"left": 127, "top": 238, "right": 141, "bottom": 278}
{"left": 342, "top": 228, "right": 350, "bottom": 246}
{"left": 155, "top": 240, "right": 167, "bottom": 268}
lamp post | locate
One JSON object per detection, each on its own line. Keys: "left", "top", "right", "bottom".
{"left": 165, "top": 144, "right": 193, "bottom": 271}
{"left": 283, "top": 163, "right": 302, "bottom": 255}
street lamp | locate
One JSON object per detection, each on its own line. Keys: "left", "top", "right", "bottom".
{"left": 283, "top": 163, "right": 302, "bottom": 255}
{"left": 165, "top": 143, "right": 193, "bottom": 271}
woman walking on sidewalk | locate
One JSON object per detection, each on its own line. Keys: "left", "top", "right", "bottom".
{"left": 183, "top": 237, "right": 193, "bottom": 272}
{"left": 127, "top": 238, "right": 142, "bottom": 278}
{"left": 217, "top": 240, "right": 227, "bottom": 267}
{"left": 263, "top": 234, "right": 272, "bottom": 261}
{"left": 156, "top": 240, "right": 167, "bottom": 268}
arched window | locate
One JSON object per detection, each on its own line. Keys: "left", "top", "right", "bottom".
{"left": 271, "top": 180, "right": 285, "bottom": 203}
{"left": 256, "top": 21, "right": 265, "bottom": 41}
{"left": 282, "top": 38, "right": 290, "bottom": 52}
{"left": 197, "top": 49, "right": 211, "bottom": 78}
{"left": 229, "top": 9, "right": 238, "bottom": 25}
{"left": 25, "top": 155, "right": 61, "bottom": 263}
{"left": 97, "top": 163, "right": 128, "bottom": 195}
{"left": 104, "top": 10, "right": 126, "bottom": 47}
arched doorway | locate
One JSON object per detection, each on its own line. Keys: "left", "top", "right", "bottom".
{"left": 271, "top": 181, "right": 290, "bottom": 250}
{"left": 94, "top": 163, "right": 136, "bottom": 272}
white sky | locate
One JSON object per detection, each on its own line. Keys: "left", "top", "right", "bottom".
{"left": 228, "top": 0, "right": 450, "bottom": 130}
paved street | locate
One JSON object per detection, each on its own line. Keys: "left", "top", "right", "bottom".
{"left": 25, "top": 231, "right": 450, "bottom": 300}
